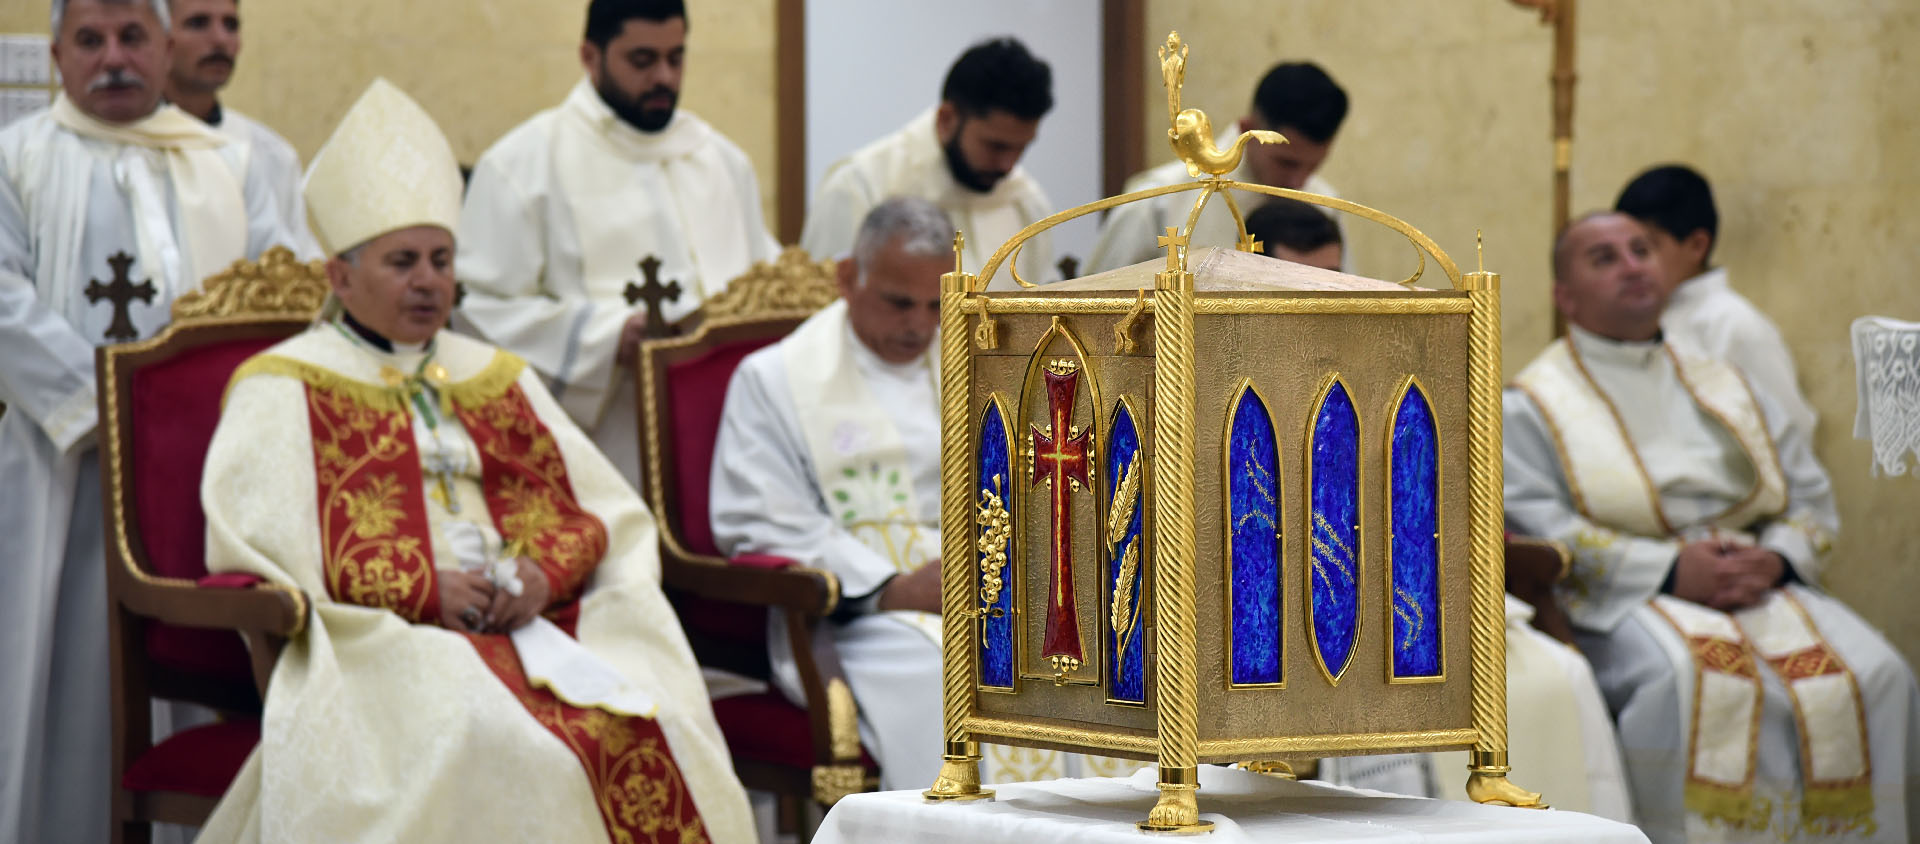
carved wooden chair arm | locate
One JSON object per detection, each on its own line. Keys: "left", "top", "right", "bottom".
{"left": 659, "top": 552, "right": 841, "bottom": 618}
{"left": 1503, "top": 535, "right": 1577, "bottom": 646}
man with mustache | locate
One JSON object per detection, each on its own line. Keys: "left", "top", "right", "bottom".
{"left": 163, "top": 0, "right": 319, "bottom": 256}
{"left": 457, "top": 0, "right": 778, "bottom": 489}
{"left": 800, "top": 37, "right": 1056, "bottom": 290}
{"left": 1505, "top": 212, "right": 1920, "bottom": 842}
{"left": 1086, "top": 61, "right": 1353, "bottom": 275}
{"left": 0, "top": 1, "right": 303, "bottom": 842}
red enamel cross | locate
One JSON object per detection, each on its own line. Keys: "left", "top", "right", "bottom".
{"left": 1032, "top": 361, "right": 1090, "bottom": 667}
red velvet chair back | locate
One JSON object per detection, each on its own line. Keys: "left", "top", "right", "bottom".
{"left": 126, "top": 337, "right": 286, "bottom": 684}
{"left": 635, "top": 250, "right": 843, "bottom": 661}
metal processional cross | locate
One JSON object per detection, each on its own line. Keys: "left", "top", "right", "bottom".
{"left": 623, "top": 255, "right": 683, "bottom": 339}
{"left": 1031, "top": 359, "right": 1091, "bottom": 678}
{"left": 85, "top": 251, "right": 156, "bottom": 342}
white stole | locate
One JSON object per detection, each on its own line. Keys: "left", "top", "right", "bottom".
{"left": 552, "top": 80, "right": 751, "bottom": 306}
{"left": 1515, "top": 336, "right": 1870, "bottom": 833}
{"left": 781, "top": 301, "right": 941, "bottom": 637}
{"left": 49, "top": 95, "right": 245, "bottom": 291}
{"left": 1512, "top": 337, "right": 1787, "bottom": 537}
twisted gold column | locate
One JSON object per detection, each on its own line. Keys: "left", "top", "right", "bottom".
{"left": 925, "top": 252, "right": 993, "bottom": 802}
{"left": 1461, "top": 267, "right": 1545, "bottom": 809}
{"left": 1137, "top": 262, "right": 1213, "bottom": 834}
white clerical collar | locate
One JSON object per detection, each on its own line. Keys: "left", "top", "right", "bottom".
{"left": 1665, "top": 265, "right": 1727, "bottom": 311}
{"left": 843, "top": 318, "right": 929, "bottom": 379}
{"left": 1568, "top": 323, "right": 1665, "bottom": 369}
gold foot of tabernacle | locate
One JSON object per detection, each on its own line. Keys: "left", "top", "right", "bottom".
{"left": 922, "top": 742, "right": 995, "bottom": 803}
{"left": 1237, "top": 760, "right": 1296, "bottom": 780}
{"left": 1466, "top": 752, "right": 1547, "bottom": 809}
{"left": 1136, "top": 768, "right": 1216, "bottom": 834}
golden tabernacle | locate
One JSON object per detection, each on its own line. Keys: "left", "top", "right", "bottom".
{"left": 923, "top": 32, "right": 1541, "bottom": 832}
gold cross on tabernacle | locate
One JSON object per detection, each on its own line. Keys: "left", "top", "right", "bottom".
{"left": 1157, "top": 227, "right": 1189, "bottom": 272}
{"left": 85, "top": 251, "right": 157, "bottom": 342}
{"left": 1237, "top": 229, "right": 1264, "bottom": 254}
{"left": 622, "top": 255, "right": 682, "bottom": 339}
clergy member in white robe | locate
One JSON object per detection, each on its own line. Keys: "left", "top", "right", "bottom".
{"left": 1615, "top": 163, "right": 1817, "bottom": 440}
{"left": 458, "top": 0, "right": 777, "bottom": 489}
{"left": 0, "top": 3, "right": 299, "bottom": 841}
{"left": 195, "top": 77, "right": 752, "bottom": 844}
{"left": 1086, "top": 61, "right": 1353, "bottom": 276}
{"left": 712, "top": 197, "right": 1143, "bottom": 791}
{"left": 163, "top": 0, "right": 320, "bottom": 258}
{"left": 800, "top": 37, "right": 1056, "bottom": 290}
{"left": 1505, "top": 212, "right": 1920, "bottom": 843}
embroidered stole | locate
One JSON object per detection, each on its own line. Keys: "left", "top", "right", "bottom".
{"left": 1515, "top": 338, "right": 1872, "bottom": 833}
{"left": 783, "top": 300, "right": 942, "bottom": 638}
{"left": 239, "top": 349, "right": 710, "bottom": 844}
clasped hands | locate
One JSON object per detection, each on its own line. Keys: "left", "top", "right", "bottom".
{"left": 1670, "top": 540, "right": 1786, "bottom": 612}
{"left": 437, "top": 556, "right": 553, "bottom": 633}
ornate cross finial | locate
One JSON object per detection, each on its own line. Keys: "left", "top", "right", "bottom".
{"left": 623, "top": 254, "right": 682, "bottom": 339}
{"left": 1237, "top": 230, "right": 1264, "bottom": 255}
{"left": 1157, "top": 227, "right": 1189, "bottom": 273}
{"left": 85, "top": 251, "right": 157, "bottom": 342}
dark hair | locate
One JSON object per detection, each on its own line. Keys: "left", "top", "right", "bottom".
{"left": 1250, "top": 62, "right": 1347, "bottom": 144}
{"left": 1613, "top": 163, "right": 1717, "bottom": 262}
{"left": 1245, "top": 198, "right": 1341, "bottom": 257}
{"left": 940, "top": 37, "right": 1054, "bottom": 122}
{"left": 585, "top": 0, "right": 686, "bottom": 48}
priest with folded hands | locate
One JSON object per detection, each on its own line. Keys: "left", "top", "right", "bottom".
{"left": 193, "top": 78, "right": 752, "bottom": 844}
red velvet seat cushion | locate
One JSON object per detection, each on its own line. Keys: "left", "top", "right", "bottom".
{"left": 129, "top": 337, "right": 282, "bottom": 683}
{"left": 711, "top": 692, "right": 874, "bottom": 771}
{"left": 121, "top": 718, "right": 260, "bottom": 798}
{"left": 665, "top": 337, "right": 782, "bottom": 557}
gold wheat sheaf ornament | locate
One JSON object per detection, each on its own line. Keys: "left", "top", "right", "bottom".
{"left": 1107, "top": 454, "right": 1143, "bottom": 672}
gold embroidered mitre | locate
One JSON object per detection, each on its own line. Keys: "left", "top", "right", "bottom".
{"left": 302, "top": 78, "right": 464, "bottom": 256}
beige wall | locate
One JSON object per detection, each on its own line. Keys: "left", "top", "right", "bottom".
{"left": 1, "top": 0, "right": 778, "bottom": 221}
{"left": 1146, "top": 0, "right": 1920, "bottom": 661}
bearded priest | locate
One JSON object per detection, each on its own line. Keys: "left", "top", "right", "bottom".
{"left": 193, "top": 78, "right": 752, "bottom": 844}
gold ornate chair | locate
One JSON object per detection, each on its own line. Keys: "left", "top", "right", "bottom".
{"left": 95, "top": 247, "right": 320, "bottom": 843}
{"left": 634, "top": 247, "right": 877, "bottom": 830}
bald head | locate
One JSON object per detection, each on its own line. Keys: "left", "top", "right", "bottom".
{"left": 1550, "top": 212, "right": 1665, "bottom": 342}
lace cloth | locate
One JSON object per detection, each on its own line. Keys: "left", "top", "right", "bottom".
{"left": 1851, "top": 316, "right": 1920, "bottom": 475}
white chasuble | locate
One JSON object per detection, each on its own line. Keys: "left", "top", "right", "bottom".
{"left": 457, "top": 79, "right": 778, "bottom": 486}
{"left": 800, "top": 109, "right": 1056, "bottom": 290}
{"left": 194, "top": 327, "right": 753, "bottom": 844}
{"left": 0, "top": 101, "right": 299, "bottom": 844}
{"left": 710, "top": 303, "right": 1145, "bottom": 791}
{"left": 1505, "top": 327, "right": 1920, "bottom": 843}
{"left": 1083, "top": 134, "right": 1352, "bottom": 276}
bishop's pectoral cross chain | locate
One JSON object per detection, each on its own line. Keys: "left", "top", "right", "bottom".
{"left": 85, "top": 251, "right": 156, "bottom": 342}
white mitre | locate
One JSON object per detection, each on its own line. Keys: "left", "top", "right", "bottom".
{"left": 302, "top": 77, "right": 463, "bottom": 256}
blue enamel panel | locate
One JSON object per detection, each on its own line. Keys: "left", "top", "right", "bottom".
{"left": 978, "top": 399, "right": 1014, "bottom": 688}
{"left": 1309, "top": 380, "right": 1360, "bottom": 681}
{"left": 1228, "top": 387, "right": 1282, "bottom": 685}
{"left": 1107, "top": 404, "right": 1146, "bottom": 702}
{"left": 1391, "top": 386, "right": 1441, "bottom": 677}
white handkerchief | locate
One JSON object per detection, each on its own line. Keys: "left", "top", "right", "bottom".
{"left": 510, "top": 616, "right": 658, "bottom": 718}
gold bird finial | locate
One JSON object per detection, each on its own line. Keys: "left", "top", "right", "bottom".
{"left": 1160, "top": 31, "right": 1287, "bottom": 177}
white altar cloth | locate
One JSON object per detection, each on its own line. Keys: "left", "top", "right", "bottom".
{"left": 814, "top": 765, "right": 1649, "bottom": 843}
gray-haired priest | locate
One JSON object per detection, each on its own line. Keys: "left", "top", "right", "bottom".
{"left": 0, "top": 0, "right": 303, "bottom": 840}
{"left": 710, "top": 196, "right": 1145, "bottom": 790}
{"left": 193, "top": 78, "right": 752, "bottom": 843}
{"left": 1506, "top": 211, "right": 1920, "bottom": 844}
